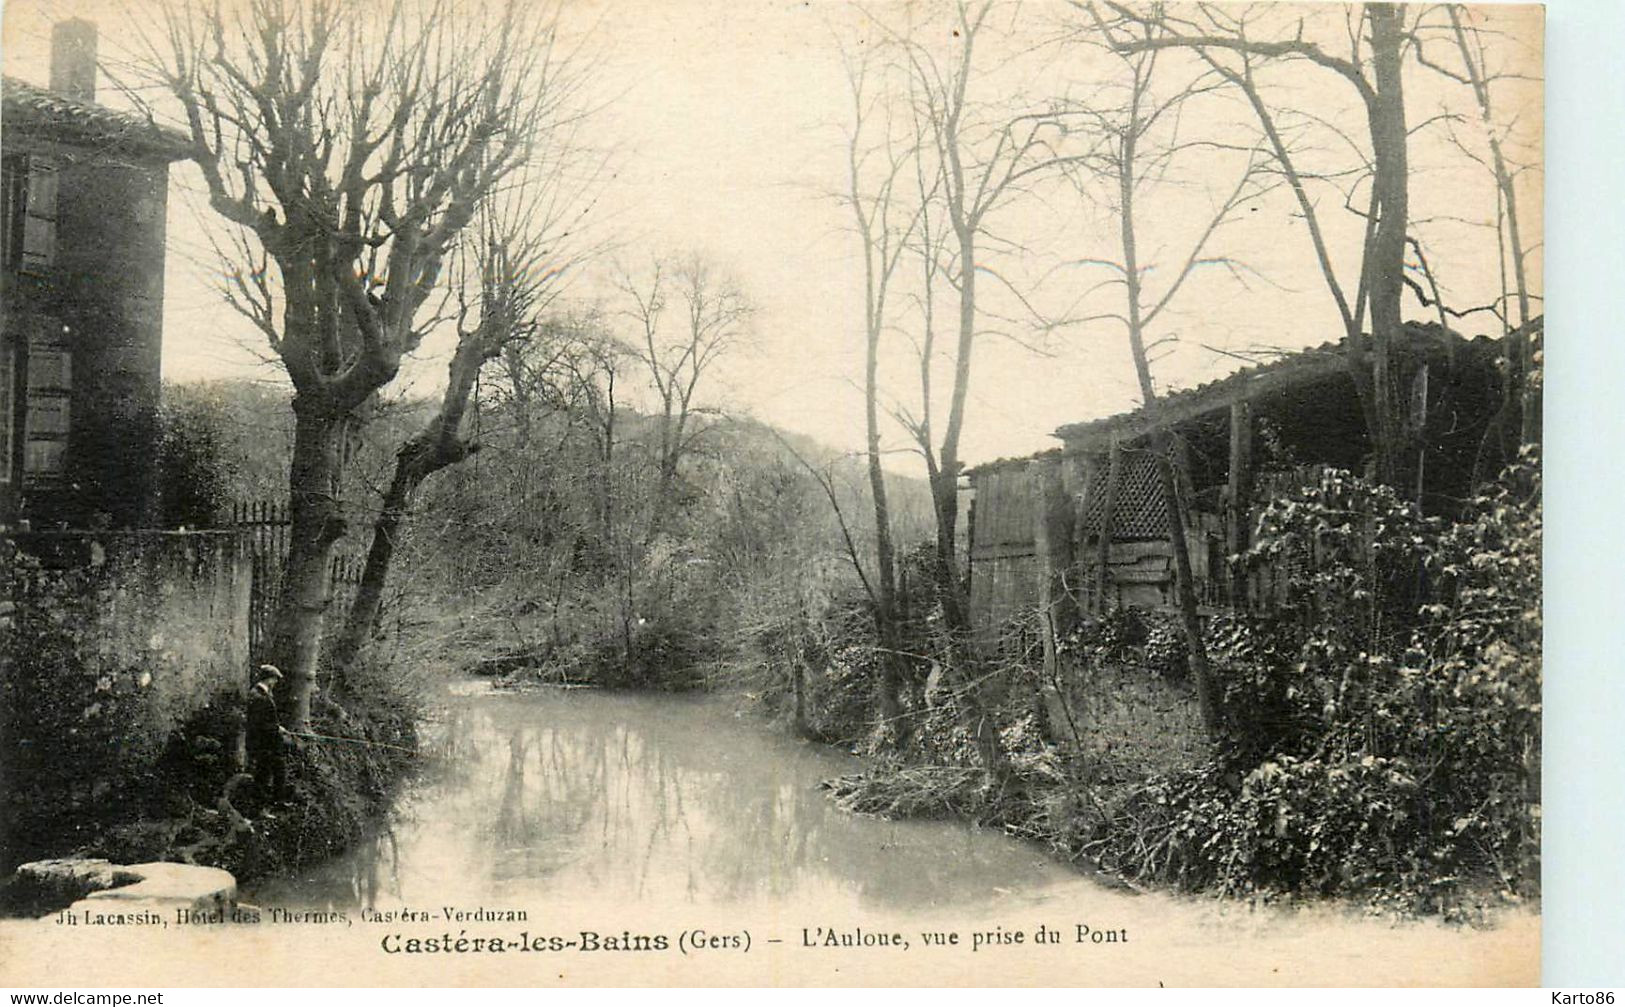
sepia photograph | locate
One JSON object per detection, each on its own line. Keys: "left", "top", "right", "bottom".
{"left": 0, "top": 0, "right": 1553, "bottom": 987}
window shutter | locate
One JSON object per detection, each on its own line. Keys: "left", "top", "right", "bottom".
{"left": 21, "top": 318, "right": 70, "bottom": 482}
{"left": 26, "top": 338, "right": 71, "bottom": 391}
{"left": 0, "top": 340, "right": 13, "bottom": 485}
{"left": 1, "top": 156, "right": 24, "bottom": 272}
{"left": 20, "top": 156, "right": 58, "bottom": 275}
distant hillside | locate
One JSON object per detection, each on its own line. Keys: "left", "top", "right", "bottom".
{"left": 163, "top": 378, "right": 939, "bottom": 552}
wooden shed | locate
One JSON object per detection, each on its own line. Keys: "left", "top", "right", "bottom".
{"left": 965, "top": 321, "right": 1523, "bottom": 635}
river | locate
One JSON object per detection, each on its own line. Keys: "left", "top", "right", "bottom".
{"left": 0, "top": 682, "right": 1538, "bottom": 985}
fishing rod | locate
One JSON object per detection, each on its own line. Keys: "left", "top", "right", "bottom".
{"left": 286, "top": 729, "right": 418, "bottom": 756}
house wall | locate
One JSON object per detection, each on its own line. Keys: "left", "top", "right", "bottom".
{"left": 1, "top": 133, "right": 171, "bottom": 529}
{"left": 0, "top": 530, "right": 250, "bottom": 867}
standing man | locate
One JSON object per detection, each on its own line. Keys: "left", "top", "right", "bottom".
{"left": 246, "top": 664, "right": 290, "bottom": 804}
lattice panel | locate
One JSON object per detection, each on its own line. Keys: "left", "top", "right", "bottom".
{"left": 1080, "top": 451, "right": 1170, "bottom": 540}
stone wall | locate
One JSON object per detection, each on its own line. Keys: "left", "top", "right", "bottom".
{"left": 1058, "top": 661, "right": 1209, "bottom": 778}
{"left": 0, "top": 530, "right": 250, "bottom": 865}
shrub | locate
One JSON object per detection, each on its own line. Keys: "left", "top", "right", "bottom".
{"left": 1091, "top": 454, "right": 1542, "bottom": 908}
{"left": 154, "top": 390, "right": 239, "bottom": 529}
{"left": 1057, "top": 607, "right": 1185, "bottom": 680}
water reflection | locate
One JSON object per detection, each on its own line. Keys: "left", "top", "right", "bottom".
{"left": 247, "top": 687, "right": 1079, "bottom": 914}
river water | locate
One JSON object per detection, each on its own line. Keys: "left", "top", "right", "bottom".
{"left": 246, "top": 684, "right": 1092, "bottom": 915}
{"left": 0, "top": 682, "right": 1538, "bottom": 985}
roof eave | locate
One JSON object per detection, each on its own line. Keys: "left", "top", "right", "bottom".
{"left": 2, "top": 78, "right": 192, "bottom": 163}
{"left": 1050, "top": 322, "right": 1514, "bottom": 451}
{"left": 2, "top": 115, "right": 193, "bottom": 163}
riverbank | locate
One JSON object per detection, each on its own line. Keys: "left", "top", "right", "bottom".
{"left": 0, "top": 688, "right": 419, "bottom": 913}
{"left": 0, "top": 681, "right": 1534, "bottom": 987}
{"left": 823, "top": 759, "right": 1534, "bottom": 926}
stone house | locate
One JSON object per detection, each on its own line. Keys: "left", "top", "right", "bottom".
{"left": 1, "top": 19, "right": 190, "bottom": 530}
{"left": 0, "top": 23, "right": 255, "bottom": 871}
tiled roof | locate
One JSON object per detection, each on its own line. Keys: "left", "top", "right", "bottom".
{"left": 2, "top": 76, "right": 191, "bottom": 161}
{"left": 1052, "top": 321, "right": 1512, "bottom": 448}
{"left": 964, "top": 319, "right": 1530, "bottom": 478}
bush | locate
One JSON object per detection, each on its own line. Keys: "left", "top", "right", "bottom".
{"left": 154, "top": 390, "right": 239, "bottom": 529}
{"left": 1089, "top": 453, "right": 1542, "bottom": 909}
{"left": 1057, "top": 607, "right": 1186, "bottom": 680}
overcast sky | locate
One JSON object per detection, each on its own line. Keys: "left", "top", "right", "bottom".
{"left": 1, "top": 0, "right": 1543, "bottom": 470}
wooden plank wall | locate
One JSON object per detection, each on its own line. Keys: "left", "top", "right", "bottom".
{"left": 968, "top": 464, "right": 1041, "bottom": 639}
{"left": 969, "top": 455, "right": 1229, "bottom": 627}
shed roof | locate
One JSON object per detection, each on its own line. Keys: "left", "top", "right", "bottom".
{"left": 2, "top": 76, "right": 191, "bottom": 161}
{"left": 1053, "top": 322, "right": 1509, "bottom": 452}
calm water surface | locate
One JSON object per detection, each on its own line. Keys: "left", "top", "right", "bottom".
{"left": 213, "top": 681, "right": 1537, "bottom": 985}
{"left": 246, "top": 683, "right": 1083, "bottom": 913}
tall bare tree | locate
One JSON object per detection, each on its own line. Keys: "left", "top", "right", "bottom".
{"left": 874, "top": 0, "right": 1065, "bottom": 783}
{"left": 837, "top": 42, "right": 927, "bottom": 738}
{"left": 1066, "top": 10, "right": 1272, "bottom": 738}
{"left": 146, "top": 0, "right": 560, "bottom": 727}
{"left": 1098, "top": 2, "right": 1418, "bottom": 488}
{"left": 615, "top": 252, "right": 753, "bottom": 540}
{"left": 1415, "top": 4, "right": 1542, "bottom": 457}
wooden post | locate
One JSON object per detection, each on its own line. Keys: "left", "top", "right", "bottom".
{"left": 1094, "top": 439, "right": 1123, "bottom": 615}
{"left": 1227, "top": 401, "right": 1253, "bottom": 608}
{"left": 965, "top": 493, "right": 977, "bottom": 599}
{"left": 1168, "top": 433, "right": 1201, "bottom": 607}
{"left": 1033, "top": 456, "right": 1080, "bottom": 747}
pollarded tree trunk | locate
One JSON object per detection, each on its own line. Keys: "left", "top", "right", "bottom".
{"left": 150, "top": 0, "right": 563, "bottom": 733}
{"left": 268, "top": 401, "right": 350, "bottom": 729}
{"left": 328, "top": 333, "right": 490, "bottom": 681}
{"left": 327, "top": 464, "right": 414, "bottom": 678}
{"left": 325, "top": 433, "right": 466, "bottom": 682}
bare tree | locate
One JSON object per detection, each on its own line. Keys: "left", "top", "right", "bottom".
{"left": 1097, "top": 2, "right": 1419, "bottom": 488}
{"left": 1414, "top": 4, "right": 1541, "bottom": 457}
{"left": 615, "top": 252, "right": 753, "bottom": 540}
{"left": 552, "top": 314, "right": 629, "bottom": 546}
{"left": 874, "top": 0, "right": 1066, "bottom": 785}
{"left": 898, "top": 3, "right": 1057, "bottom": 598}
{"left": 145, "top": 0, "right": 561, "bottom": 727}
{"left": 1065, "top": 10, "right": 1273, "bottom": 738}
{"left": 836, "top": 41, "right": 928, "bottom": 740}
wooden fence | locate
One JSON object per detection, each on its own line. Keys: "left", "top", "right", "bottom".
{"left": 230, "top": 500, "right": 366, "bottom": 663}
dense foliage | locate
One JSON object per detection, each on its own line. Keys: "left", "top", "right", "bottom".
{"left": 1083, "top": 454, "right": 1541, "bottom": 911}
